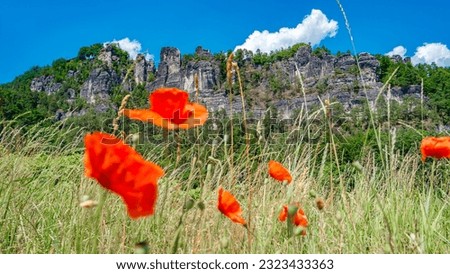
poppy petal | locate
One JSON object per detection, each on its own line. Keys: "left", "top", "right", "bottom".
{"left": 268, "top": 160, "right": 292, "bottom": 183}
{"left": 176, "top": 102, "right": 209, "bottom": 129}
{"left": 277, "top": 203, "right": 308, "bottom": 236}
{"left": 84, "top": 132, "right": 164, "bottom": 219}
{"left": 122, "top": 109, "right": 179, "bottom": 130}
{"left": 217, "top": 187, "right": 246, "bottom": 225}
{"left": 150, "top": 87, "right": 190, "bottom": 120}
{"left": 278, "top": 205, "right": 288, "bottom": 222}
{"left": 122, "top": 88, "right": 208, "bottom": 130}
{"left": 420, "top": 136, "right": 450, "bottom": 162}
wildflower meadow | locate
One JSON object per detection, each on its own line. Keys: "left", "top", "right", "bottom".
{"left": 0, "top": 1, "right": 448, "bottom": 257}
{"left": 1, "top": 79, "right": 448, "bottom": 254}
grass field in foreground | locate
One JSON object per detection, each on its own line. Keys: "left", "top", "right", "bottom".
{"left": 0, "top": 118, "right": 448, "bottom": 254}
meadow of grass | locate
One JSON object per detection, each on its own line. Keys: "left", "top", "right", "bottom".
{"left": 0, "top": 1, "right": 448, "bottom": 254}
{"left": 0, "top": 106, "right": 448, "bottom": 254}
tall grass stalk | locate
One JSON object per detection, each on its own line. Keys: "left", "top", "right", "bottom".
{"left": 226, "top": 53, "right": 235, "bottom": 176}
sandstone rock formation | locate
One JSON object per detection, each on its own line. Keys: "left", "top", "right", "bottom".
{"left": 28, "top": 43, "right": 422, "bottom": 119}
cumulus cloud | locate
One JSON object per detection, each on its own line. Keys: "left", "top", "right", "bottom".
{"left": 385, "top": 43, "right": 450, "bottom": 67}
{"left": 411, "top": 43, "right": 450, "bottom": 67}
{"left": 234, "top": 9, "right": 338, "bottom": 53}
{"left": 104, "top": 37, "right": 153, "bottom": 60}
{"left": 386, "top": 46, "right": 407, "bottom": 58}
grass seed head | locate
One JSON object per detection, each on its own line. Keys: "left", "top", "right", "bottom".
{"left": 315, "top": 197, "right": 325, "bottom": 210}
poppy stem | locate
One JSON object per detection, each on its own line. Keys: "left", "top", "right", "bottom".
{"left": 193, "top": 74, "right": 202, "bottom": 158}
{"left": 171, "top": 227, "right": 182, "bottom": 254}
{"left": 175, "top": 130, "right": 181, "bottom": 166}
{"left": 171, "top": 204, "right": 191, "bottom": 254}
{"left": 93, "top": 190, "right": 108, "bottom": 253}
{"left": 246, "top": 185, "right": 253, "bottom": 251}
{"left": 244, "top": 224, "right": 257, "bottom": 239}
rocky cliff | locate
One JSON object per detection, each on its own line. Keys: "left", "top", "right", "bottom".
{"left": 28, "top": 43, "right": 419, "bottom": 119}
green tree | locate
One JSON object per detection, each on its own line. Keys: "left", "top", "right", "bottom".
{"left": 77, "top": 43, "right": 103, "bottom": 60}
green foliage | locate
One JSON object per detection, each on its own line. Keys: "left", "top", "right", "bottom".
{"left": 312, "top": 45, "right": 331, "bottom": 58}
{"left": 77, "top": 43, "right": 103, "bottom": 60}
{"left": 417, "top": 64, "right": 450, "bottom": 121}
{"left": 376, "top": 55, "right": 450, "bottom": 122}
{"left": 315, "top": 78, "right": 329, "bottom": 94}
{"left": 253, "top": 43, "right": 308, "bottom": 66}
{"left": 181, "top": 50, "right": 213, "bottom": 67}
{"left": 213, "top": 51, "right": 230, "bottom": 84}
{"left": 376, "top": 55, "right": 421, "bottom": 86}
{"left": 147, "top": 72, "right": 155, "bottom": 82}
{"left": 395, "top": 128, "right": 425, "bottom": 153}
{"left": 109, "top": 44, "right": 131, "bottom": 73}
{"left": 0, "top": 87, "right": 52, "bottom": 126}
{"left": 268, "top": 74, "right": 285, "bottom": 93}
{"left": 336, "top": 50, "right": 351, "bottom": 57}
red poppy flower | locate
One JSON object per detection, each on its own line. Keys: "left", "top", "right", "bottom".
{"left": 268, "top": 160, "right": 292, "bottom": 183}
{"left": 420, "top": 136, "right": 450, "bottom": 162}
{"left": 217, "top": 187, "right": 246, "bottom": 225}
{"left": 278, "top": 203, "right": 308, "bottom": 235}
{"left": 84, "top": 132, "right": 164, "bottom": 219}
{"left": 122, "top": 87, "right": 208, "bottom": 130}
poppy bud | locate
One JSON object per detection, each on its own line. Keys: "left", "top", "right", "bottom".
{"left": 224, "top": 134, "right": 229, "bottom": 144}
{"left": 131, "top": 133, "right": 139, "bottom": 144}
{"left": 336, "top": 210, "right": 343, "bottom": 222}
{"left": 134, "top": 241, "right": 149, "bottom": 254}
{"left": 287, "top": 204, "right": 298, "bottom": 217}
{"left": 79, "top": 195, "right": 98, "bottom": 208}
{"left": 80, "top": 195, "right": 90, "bottom": 202}
{"left": 309, "top": 190, "right": 318, "bottom": 198}
{"left": 293, "top": 226, "right": 307, "bottom": 236}
{"left": 352, "top": 161, "right": 363, "bottom": 172}
{"left": 315, "top": 197, "right": 325, "bottom": 210}
{"left": 183, "top": 198, "right": 195, "bottom": 211}
{"left": 79, "top": 200, "right": 98, "bottom": 208}
{"left": 197, "top": 201, "right": 205, "bottom": 211}
{"left": 220, "top": 237, "right": 229, "bottom": 249}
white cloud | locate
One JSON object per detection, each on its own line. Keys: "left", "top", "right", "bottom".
{"left": 104, "top": 37, "right": 154, "bottom": 60}
{"left": 411, "top": 43, "right": 450, "bottom": 67}
{"left": 386, "top": 46, "right": 407, "bottom": 58}
{"left": 234, "top": 9, "right": 338, "bottom": 53}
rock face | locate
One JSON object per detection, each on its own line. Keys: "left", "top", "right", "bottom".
{"left": 134, "top": 54, "right": 155, "bottom": 85}
{"left": 80, "top": 68, "right": 120, "bottom": 104}
{"left": 147, "top": 46, "right": 232, "bottom": 112}
{"left": 28, "top": 44, "right": 423, "bottom": 119}
{"left": 181, "top": 60, "right": 220, "bottom": 92}
{"left": 150, "top": 47, "right": 182, "bottom": 88}
{"left": 98, "top": 44, "right": 121, "bottom": 67}
{"left": 143, "top": 45, "right": 376, "bottom": 116}
{"left": 30, "top": 76, "right": 62, "bottom": 94}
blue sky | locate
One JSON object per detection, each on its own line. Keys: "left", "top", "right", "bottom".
{"left": 1, "top": 0, "right": 449, "bottom": 84}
